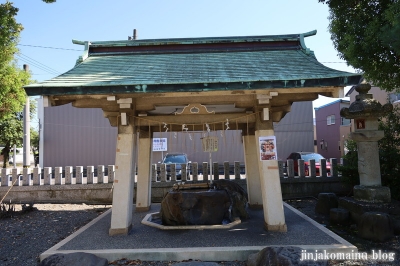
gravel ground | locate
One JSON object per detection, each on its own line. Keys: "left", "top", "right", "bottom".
{"left": 0, "top": 203, "right": 111, "bottom": 266}
{"left": 1, "top": 200, "right": 399, "bottom": 265}
{"left": 0, "top": 203, "right": 246, "bottom": 266}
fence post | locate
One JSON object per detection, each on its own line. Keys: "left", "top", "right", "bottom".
{"left": 287, "top": 159, "right": 294, "bottom": 178}
{"left": 160, "top": 163, "right": 166, "bottom": 182}
{"left": 170, "top": 164, "right": 176, "bottom": 182}
{"left": 309, "top": 159, "right": 316, "bottom": 178}
{"left": 330, "top": 158, "right": 338, "bottom": 177}
{"left": 224, "top": 161, "right": 230, "bottom": 180}
{"left": 278, "top": 161, "right": 285, "bottom": 178}
{"left": 234, "top": 161, "right": 241, "bottom": 180}
{"left": 298, "top": 159, "right": 305, "bottom": 178}
{"left": 65, "top": 166, "right": 73, "bottom": 185}
{"left": 108, "top": 165, "right": 115, "bottom": 183}
{"left": 181, "top": 163, "right": 187, "bottom": 182}
{"left": 97, "top": 165, "right": 104, "bottom": 184}
{"left": 44, "top": 167, "right": 52, "bottom": 185}
{"left": 55, "top": 167, "right": 62, "bottom": 185}
{"left": 320, "top": 159, "right": 327, "bottom": 177}
{"left": 1, "top": 168, "right": 9, "bottom": 187}
{"left": 87, "top": 166, "right": 94, "bottom": 184}
{"left": 11, "top": 168, "right": 19, "bottom": 186}
{"left": 151, "top": 164, "right": 157, "bottom": 182}
{"left": 33, "top": 167, "right": 41, "bottom": 185}
{"left": 202, "top": 162, "right": 208, "bottom": 181}
{"left": 23, "top": 168, "right": 31, "bottom": 186}
{"left": 76, "top": 166, "right": 83, "bottom": 184}
{"left": 213, "top": 162, "right": 219, "bottom": 180}
{"left": 191, "top": 162, "right": 198, "bottom": 181}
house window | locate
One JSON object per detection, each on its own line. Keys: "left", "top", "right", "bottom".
{"left": 341, "top": 117, "right": 351, "bottom": 126}
{"left": 327, "top": 115, "right": 335, "bottom": 125}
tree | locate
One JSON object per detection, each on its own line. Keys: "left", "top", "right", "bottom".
{"left": 0, "top": 2, "right": 30, "bottom": 120}
{"left": 320, "top": 0, "right": 400, "bottom": 92}
{"left": 379, "top": 104, "right": 400, "bottom": 199}
{"left": 0, "top": 100, "right": 36, "bottom": 168}
{"left": 30, "top": 127, "right": 39, "bottom": 166}
{"left": 0, "top": 111, "right": 23, "bottom": 168}
{"left": 338, "top": 139, "right": 359, "bottom": 187}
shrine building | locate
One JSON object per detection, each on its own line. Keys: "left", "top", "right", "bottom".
{"left": 24, "top": 30, "right": 362, "bottom": 235}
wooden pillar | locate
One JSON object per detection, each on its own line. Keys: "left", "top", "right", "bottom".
{"left": 243, "top": 134, "right": 263, "bottom": 208}
{"left": 255, "top": 114, "right": 287, "bottom": 232}
{"left": 136, "top": 129, "right": 152, "bottom": 212}
{"left": 109, "top": 123, "right": 136, "bottom": 236}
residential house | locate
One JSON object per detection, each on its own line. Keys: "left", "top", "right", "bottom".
{"left": 314, "top": 99, "right": 351, "bottom": 159}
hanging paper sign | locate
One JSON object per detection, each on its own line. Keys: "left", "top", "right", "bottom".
{"left": 152, "top": 138, "right": 168, "bottom": 151}
{"left": 201, "top": 136, "right": 218, "bottom": 152}
{"left": 259, "top": 136, "right": 277, "bottom": 161}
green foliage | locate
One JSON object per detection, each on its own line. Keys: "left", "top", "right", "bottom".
{"left": 338, "top": 139, "right": 359, "bottom": 187}
{"left": 379, "top": 104, "right": 400, "bottom": 200}
{"left": 320, "top": 0, "right": 400, "bottom": 91}
{"left": 0, "top": 98, "right": 36, "bottom": 168}
{"left": 0, "top": 111, "right": 23, "bottom": 168}
{"left": 30, "top": 127, "right": 39, "bottom": 166}
{"left": 0, "top": 3, "right": 32, "bottom": 119}
{"left": 0, "top": 62, "right": 30, "bottom": 119}
{"left": 0, "top": 2, "right": 22, "bottom": 65}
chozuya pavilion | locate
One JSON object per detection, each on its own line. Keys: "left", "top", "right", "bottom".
{"left": 24, "top": 30, "right": 362, "bottom": 236}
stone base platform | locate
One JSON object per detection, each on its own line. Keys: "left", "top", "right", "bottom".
{"left": 354, "top": 185, "right": 391, "bottom": 203}
{"left": 339, "top": 196, "right": 400, "bottom": 224}
{"left": 40, "top": 203, "right": 356, "bottom": 262}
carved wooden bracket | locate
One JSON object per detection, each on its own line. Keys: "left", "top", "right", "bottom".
{"left": 175, "top": 103, "right": 215, "bottom": 115}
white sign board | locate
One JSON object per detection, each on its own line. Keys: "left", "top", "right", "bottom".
{"left": 152, "top": 138, "right": 167, "bottom": 151}
{"left": 201, "top": 136, "right": 218, "bottom": 152}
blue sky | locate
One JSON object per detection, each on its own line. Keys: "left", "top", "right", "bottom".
{"left": 8, "top": 0, "right": 357, "bottom": 110}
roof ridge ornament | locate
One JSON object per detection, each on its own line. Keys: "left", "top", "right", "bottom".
{"left": 72, "top": 40, "right": 91, "bottom": 65}
{"left": 299, "top": 30, "right": 317, "bottom": 52}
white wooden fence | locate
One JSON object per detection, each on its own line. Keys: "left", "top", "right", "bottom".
{"left": 0, "top": 158, "right": 340, "bottom": 188}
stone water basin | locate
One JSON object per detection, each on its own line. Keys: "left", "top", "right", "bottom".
{"left": 141, "top": 180, "right": 248, "bottom": 230}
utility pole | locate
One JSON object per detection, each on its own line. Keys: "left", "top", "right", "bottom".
{"left": 23, "top": 64, "right": 30, "bottom": 168}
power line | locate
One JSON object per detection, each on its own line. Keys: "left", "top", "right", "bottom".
{"left": 19, "top": 53, "right": 61, "bottom": 74}
{"left": 18, "top": 43, "right": 81, "bottom": 51}
{"left": 16, "top": 55, "right": 59, "bottom": 76}
{"left": 16, "top": 53, "right": 61, "bottom": 75}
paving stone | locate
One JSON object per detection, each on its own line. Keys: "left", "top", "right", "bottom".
{"left": 330, "top": 208, "right": 349, "bottom": 225}
{"left": 358, "top": 212, "right": 394, "bottom": 242}
{"left": 315, "top": 193, "right": 338, "bottom": 216}
{"left": 173, "top": 262, "right": 220, "bottom": 266}
{"left": 39, "top": 252, "right": 108, "bottom": 266}
{"left": 247, "top": 246, "right": 327, "bottom": 266}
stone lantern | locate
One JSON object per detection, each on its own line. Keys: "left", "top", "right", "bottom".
{"left": 340, "top": 83, "right": 393, "bottom": 203}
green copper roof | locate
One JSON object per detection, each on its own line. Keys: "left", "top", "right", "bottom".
{"left": 24, "top": 30, "right": 362, "bottom": 96}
